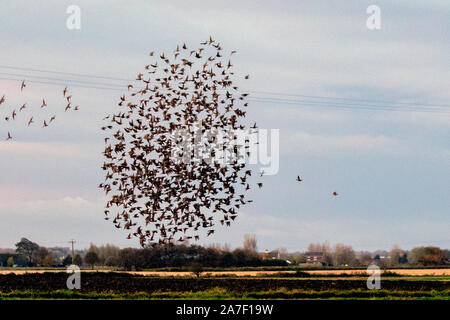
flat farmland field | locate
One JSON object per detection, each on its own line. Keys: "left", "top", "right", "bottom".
{"left": 0, "top": 270, "right": 449, "bottom": 300}
{"left": 306, "top": 269, "right": 450, "bottom": 276}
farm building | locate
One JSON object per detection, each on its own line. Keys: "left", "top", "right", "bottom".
{"left": 305, "top": 251, "right": 324, "bottom": 264}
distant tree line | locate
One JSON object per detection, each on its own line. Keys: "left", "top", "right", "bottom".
{"left": 0, "top": 253, "right": 28, "bottom": 267}
{"left": 79, "top": 243, "right": 287, "bottom": 270}
{"left": 3, "top": 238, "right": 79, "bottom": 267}
{"left": 3, "top": 237, "right": 449, "bottom": 269}
{"left": 290, "top": 242, "right": 450, "bottom": 267}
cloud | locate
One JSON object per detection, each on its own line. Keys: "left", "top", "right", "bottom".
{"left": 0, "top": 195, "right": 136, "bottom": 249}
{"left": 0, "top": 195, "right": 102, "bottom": 218}
{"left": 373, "top": 111, "right": 450, "bottom": 127}
{"left": 428, "top": 148, "right": 450, "bottom": 162}
{"left": 252, "top": 105, "right": 350, "bottom": 124}
{"left": 0, "top": 141, "right": 98, "bottom": 157}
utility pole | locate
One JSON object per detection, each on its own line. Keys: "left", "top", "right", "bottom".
{"left": 69, "top": 239, "right": 76, "bottom": 263}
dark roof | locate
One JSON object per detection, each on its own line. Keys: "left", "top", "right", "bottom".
{"left": 305, "top": 251, "right": 323, "bottom": 256}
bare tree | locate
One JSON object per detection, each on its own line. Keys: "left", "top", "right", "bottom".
{"left": 307, "top": 243, "right": 322, "bottom": 252}
{"left": 333, "top": 244, "right": 356, "bottom": 266}
{"left": 389, "top": 244, "right": 403, "bottom": 266}
{"left": 34, "top": 247, "right": 50, "bottom": 266}
{"left": 307, "top": 241, "right": 333, "bottom": 265}
{"left": 87, "top": 243, "right": 120, "bottom": 265}
{"left": 207, "top": 243, "right": 231, "bottom": 252}
{"left": 190, "top": 262, "right": 204, "bottom": 278}
{"left": 243, "top": 234, "right": 257, "bottom": 252}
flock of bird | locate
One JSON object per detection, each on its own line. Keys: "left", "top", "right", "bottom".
{"left": 99, "top": 37, "right": 340, "bottom": 247}
{"left": 1, "top": 81, "right": 78, "bottom": 140}
{"left": 100, "top": 37, "right": 265, "bottom": 247}
{"left": 2, "top": 37, "right": 339, "bottom": 248}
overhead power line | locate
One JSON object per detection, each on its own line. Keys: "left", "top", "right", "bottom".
{"left": 248, "top": 90, "right": 450, "bottom": 108}
{"left": 0, "top": 76, "right": 123, "bottom": 92}
{"left": 0, "top": 64, "right": 131, "bottom": 82}
{"left": 0, "top": 72, "right": 124, "bottom": 89}
{"left": 1, "top": 64, "right": 450, "bottom": 114}
{"left": 247, "top": 97, "right": 450, "bottom": 114}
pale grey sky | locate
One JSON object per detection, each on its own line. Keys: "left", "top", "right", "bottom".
{"left": 0, "top": 0, "right": 449, "bottom": 251}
